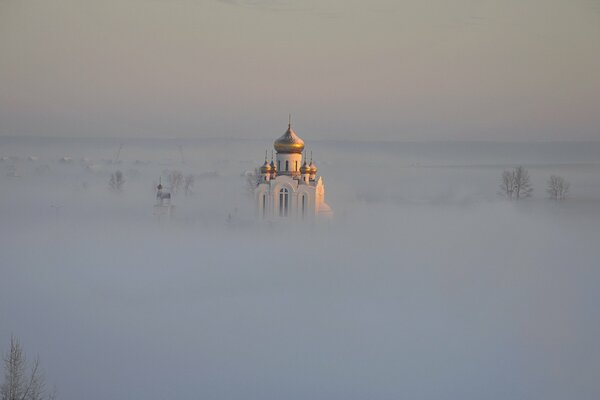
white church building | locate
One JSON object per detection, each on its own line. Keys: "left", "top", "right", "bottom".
{"left": 255, "top": 119, "right": 332, "bottom": 220}
{"left": 153, "top": 178, "right": 174, "bottom": 219}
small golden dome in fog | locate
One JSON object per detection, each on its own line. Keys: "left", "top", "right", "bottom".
{"left": 300, "top": 160, "right": 310, "bottom": 174}
{"left": 260, "top": 159, "right": 272, "bottom": 173}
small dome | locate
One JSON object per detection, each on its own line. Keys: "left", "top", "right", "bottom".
{"left": 309, "top": 160, "right": 317, "bottom": 173}
{"left": 260, "top": 160, "right": 272, "bottom": 173}
{"left": 270, "top": 159, "right": 277, "bottom": 171}
{"left": 157, "top": 183, "right": 163, "bottom": 190}
{"left": 300, "top": 160, "right": 310, "bottom": 174}
{"left": 274, "top": 123, "right": 305, "bottom": 154}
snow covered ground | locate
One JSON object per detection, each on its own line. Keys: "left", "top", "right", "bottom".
{"left": 1, "top": 137, "right": 600, "bottom": 400}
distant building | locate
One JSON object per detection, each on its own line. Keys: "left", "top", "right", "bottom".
{"left": 154, "top": 178, "right": 174, "bottom": 219}
{"left": 254, "top": 118, "right": 332, "bottom": 220}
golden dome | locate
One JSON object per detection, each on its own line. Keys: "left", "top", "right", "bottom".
{"left": 274, "top": 122, "right": 305, "bottom": 154}
{"left": 300, "top": 160, "right": 310, "bottom": 174}
{"left": 260, "top": 159, "right": 271, "bottom": 173}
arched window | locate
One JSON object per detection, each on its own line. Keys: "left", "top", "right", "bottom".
{"left": 301, "top": 195, "right": 306, "bottom": 219}
{"left": 295, "top": 161, "right": 298, "bottom": 171}
{"left": 279, "top": 188, "right": 289, "bottom": 217}
{"left": 277, "top": 160, "right": 280, "bottom": 171}
{"left": 262, "top": 194, "right": 266, "bottom": 218}
{"left": 285, "top": 160, "right": 289, "bottom": 171}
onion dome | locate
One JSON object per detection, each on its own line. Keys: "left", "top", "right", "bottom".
{"left": 270, "top": 159, "right": 277, "bottom": 172}
{"left": 300, "top": 160, "right": 310, "bottom": 174}
{"left": 157, "top": 183, "right": 163, "bottom": 190}
{"left": 274, "top": 119, "right": 304, "bottom": 154}
{"left": 309, "top": 160, "right": 317, "bottom": 174}
{"left": 260, "top": 159, "right": 272, "bottom": 173}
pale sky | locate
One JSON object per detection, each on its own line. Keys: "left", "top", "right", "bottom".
{"left": 1, "top": 0, "right": 599, "bottom": 141}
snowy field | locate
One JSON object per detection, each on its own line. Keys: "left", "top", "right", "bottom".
{"left": 1, "top": 137, "right": 600, "bottom": 400}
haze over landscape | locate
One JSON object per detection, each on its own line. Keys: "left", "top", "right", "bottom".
{"left": 1, "top": 1, "right": 600, "bottom": 400}
{"left": 1, "top": 0, "right": 600, "bottom": 140}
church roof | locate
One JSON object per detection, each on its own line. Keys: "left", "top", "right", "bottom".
{"left": 274, "top": 118, "right": 305, "bottom": 154}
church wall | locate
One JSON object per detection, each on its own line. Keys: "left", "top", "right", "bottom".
{"left": 296, "top": 185, "right": 316, "bottom": 220}
{"left": 255, "top": 177, "right": 319, "bottom": 221}
{"left": 275, "top": 153, "right": 302, "bottom": 176}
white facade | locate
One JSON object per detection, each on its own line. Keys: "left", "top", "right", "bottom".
{"left": 254, "top": 121, "right": 332, "bottom": 221}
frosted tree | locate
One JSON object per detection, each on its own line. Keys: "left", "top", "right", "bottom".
{"left": 499, "top": 170, "right": 515, "bottom": 199}
{"left": 547, "top": 175, "right": 569, "bottom": 200}
{"left": 184, "top": 174, "right": 195, "bottom": 196}
{"left": 168, "top": 170, "right": 184, "bottom": 195}
{"left": 109, "top": 170, "right": 124, "bottom": 192}
{"left": 245, "top": 169, "right": 260, "bottom": 196}
{"left": 1, "top": 336, "right": 55, "bottom": 400}
{"left": 512, "top": 166, "right": 533, "bottom": 199}
{"left": 499, "top": 166, "right": 533, "bottom": 199}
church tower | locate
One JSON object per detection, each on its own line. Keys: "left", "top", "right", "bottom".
{"left": 254, "top": 118, "right": 332, "bottom": 220}
{"left": 273, "top": 115, "right": 304, "bottom": 178}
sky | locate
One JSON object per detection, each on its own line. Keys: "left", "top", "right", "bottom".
{"left": 1, "top": 0, "right": 599, "bottom": 141}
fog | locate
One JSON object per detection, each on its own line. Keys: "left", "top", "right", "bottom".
{"left": 1, "top": 137, "right": 600, "bottom": 399}
{"left": 3, "top": 1, "right": 599, "bottom": 397}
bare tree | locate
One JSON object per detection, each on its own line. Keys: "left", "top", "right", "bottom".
{"left": 547, "top": 175, "right": 569, "bottom": 200}
{"left": 245, "top": 169, "right": 260, "bottom": 196}
{"left": 513, "top": 166, "right": 533, "bottom": 199}
{"left": 168, "top": 170, "right": 184, "bottom": 195}
{"left": 1, "top": 336, "right": 53, "bottom": 400}
{"left": 499, "top": 166, "right": 533, "bottom": 199}
{"left": 499, "top": 170, "right": 515, "bottom": 199}
{"left": 109, "top": 170, "right": 124, "bottom": 192}
{"left": 184, "top": 174, "right": 195, "bottom": 196}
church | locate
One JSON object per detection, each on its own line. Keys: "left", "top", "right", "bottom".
{"left": 255, "top": 119, "right": 332, "bottom": 220}
{"left": 153, "top": 178, "right": 174, "bottom": 220}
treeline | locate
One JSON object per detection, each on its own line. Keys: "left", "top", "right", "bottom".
{"left": 499, "top": 166, "right": 569, "bottom": 200}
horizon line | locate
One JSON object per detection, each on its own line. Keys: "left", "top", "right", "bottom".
{"left": 1, "top": 134, "right": 599, "bottom": 144}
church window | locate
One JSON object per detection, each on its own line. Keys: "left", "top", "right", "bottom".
{"left": 295, "top": 161, "right": 298, "bottom": 171}
{"left": 279, "top": 188, "right": 289, "bottom": 217}
{"left": 301, "top": 195, "right": 306, "bottom": 218}
{"left": 285, "top": 160, "right": 289, "bottom": 171}
{"left": 262, "top": 194, "right": 266, "bottom": 218}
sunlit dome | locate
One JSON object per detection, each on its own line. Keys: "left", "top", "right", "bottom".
{"left": 300, "top": 160, "right": 310, "bottom": 174}
{"left": 274, "top": 119, "right": 305, "bottom": 154}
{"left": 260, "top": 159, "right": 272, "bottom": 173}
